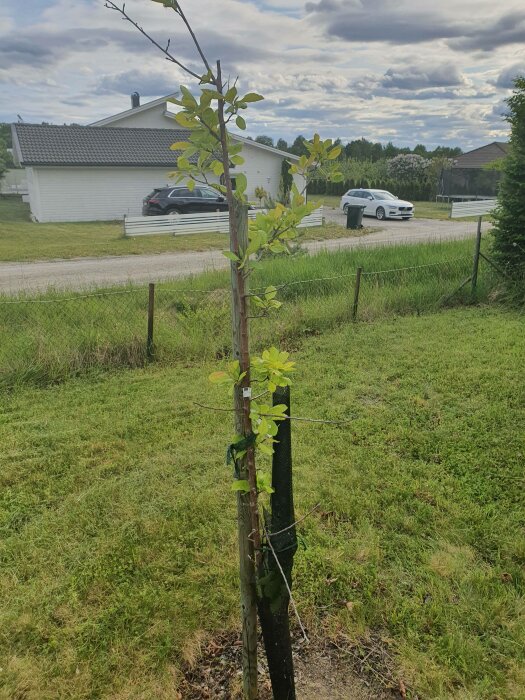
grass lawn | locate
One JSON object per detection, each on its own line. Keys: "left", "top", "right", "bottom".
{"left": 0, "top": 197, "right": 360, "bottom": 263}
{"left": 1, "top": 307, "right": 524, "bottom": 699}
{"left": 319, "top": 195, "right": 454, "bottom": 220}
{"left": 0, "top": 239, "right": 486, "bottom": 388}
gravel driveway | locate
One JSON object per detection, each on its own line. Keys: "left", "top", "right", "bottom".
{"left": 0, "top": 212, "right": 488, "bottom": 295}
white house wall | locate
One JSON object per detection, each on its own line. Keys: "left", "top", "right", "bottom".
{"left": 102, "top": 103, "right": 177, "bottom": 130}
{"left": 26, "top": 168, "right": 43, "bottom": 221}
{"left": 31, "top": 167, "right": 180, "bottom": 222}
{"left": 237, "top": 141, "right": 305, "bottom": 199}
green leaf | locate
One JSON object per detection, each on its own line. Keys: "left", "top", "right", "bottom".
{"left": 225, "top": 86, "right": 238, "bottom": 103}
{"left": 230, "top": 155, "right": 245, "bottom": 166}
{"left": 199, "top": 69, "right": 214, "bottom": 85}
{"left": 256, "top": 472, "right": 275, "bottom": 494}
{"left": 231, "top": 480, "right": 250, "bottom": 493}
{"left": 180, "top": 85, "right": 197, "bottom": 107}
{"left": 241, "top": 93, "right": 264, "bottom": 103}
{"left": 151, "top": 0, "right": 179, "bottom": 7}
{"left": 222, "top": 251, "right": 241, "bottom": 263}
{"left": 170, "top": 141, "right": 190, "bottom": 151}
{"left": 235, "top": 173, "right": 247, "bottom": 195}
{"left": 187, "top": 179, "right": 195, "bottom": 192}
{"left": 236, "top": 115, "right": 246, "bottom": 130}
{"left": 175, "top": 112, "right": 195, "bottom": 128}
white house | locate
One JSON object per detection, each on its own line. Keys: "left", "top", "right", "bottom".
{"left": 11, "top": 94, "right": 301, "bottom": 223}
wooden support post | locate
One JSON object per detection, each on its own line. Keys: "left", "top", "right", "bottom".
{"left": 352, "top": 267, "right": 363, "bottom": 321}
{"left": 230, "top": 201, "right": 258, "bottom": 700}
{"left": 471, "top": 216, "right": 482, "bottom": 295}
{"left": 147, "top": 283, "right": 155, "bottom": 360}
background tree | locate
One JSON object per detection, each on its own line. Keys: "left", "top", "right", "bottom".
{"left": 276, "top": 138, "right": 289, "bottom": 152}
{"left": 255, "top": 135, "right": 274, "bottom": 147}
{"left": 0, "top": 123, "right": 15, "bottom": 184}
{"left": 289, "top": 135, "right": 309, "bottom": 157}
{"left": 492, "top": 76, "right": 525, "bottom": 275}
{"left": 277, "top": 157, "right": 293, "bottom": 205}
{"left": 254, "top": 185, "right": 267, "bottom": 207}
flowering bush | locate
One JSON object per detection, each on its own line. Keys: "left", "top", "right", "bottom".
{"left": 387, "top": 154, "right": 430, "bottom": 182}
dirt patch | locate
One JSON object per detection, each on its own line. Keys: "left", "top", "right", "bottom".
{"left": 178, "top": 632, "right": 404, "bottom": 699}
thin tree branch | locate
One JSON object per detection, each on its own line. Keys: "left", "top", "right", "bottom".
{"left": 175, "top": 2, "right": 214, "bottom": 78}
{"left": 193, "top": 402, "right": 353, "bottom": 424}
{"left": 267, "top": 503, "right": 322, "bottom": 538}
{"left": 104, "top": 1, "right": 202, "bottom": 81}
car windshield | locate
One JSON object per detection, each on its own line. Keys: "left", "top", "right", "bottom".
{"left": 373, "top": 191, "right": 396, "bottom": 200}
{"left": 199, "top": 188, "right": 219, "bottom": 199}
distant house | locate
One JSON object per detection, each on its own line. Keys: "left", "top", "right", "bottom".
{"left": 11, "top": 94, "right": 301, "bottom": 223}
{"left": 443, "top": 142, "right": 509, "bottom": 200}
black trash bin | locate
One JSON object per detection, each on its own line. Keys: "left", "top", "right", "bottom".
{"left": 346, "top": 204, "right": 366, "bottom": 229}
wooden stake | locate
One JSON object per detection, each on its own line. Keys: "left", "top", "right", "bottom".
{"left": 471, "top": 216, "right": 482, "bottom": 295}
{"left": 218, "top": 59, "right": 260, "bottom": 700}
{"left": 147, "top": 283, "right": 155, "bottom": 359}
{"left": 230, "top": 199, "right": 258, "bottom": 700}
{"left": 352, "top": 267, "right": 363, "bottom": 321}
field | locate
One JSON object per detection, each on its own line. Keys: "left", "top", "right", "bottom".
{"left": 0, "top": 197, "right": 361, "bottom": 262}
{"left": 1, "top": 306, "right": 524, "bottom": 699}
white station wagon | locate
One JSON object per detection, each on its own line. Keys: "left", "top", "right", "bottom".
{"left": 340, "top": 188, "right": 414, "bottom": 221}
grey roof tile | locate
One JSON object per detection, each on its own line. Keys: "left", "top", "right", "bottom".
{"left": 453, "top": 142, "right": 509, "bottom": 169}
{"left": 13, "top": 123, "right": 193, "bottom": 167}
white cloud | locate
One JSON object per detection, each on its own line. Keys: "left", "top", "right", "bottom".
{"left": 0, "top": 0, "right": 519, "bottom": 147}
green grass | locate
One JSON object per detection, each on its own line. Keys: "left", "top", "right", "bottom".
{"left": 319, "top": 195, "right": 454, "bottom": 220}
{"left": 1, "top": 307, "right": 524, "bottom": 699}
{"left": 0, "top": 238, "right": 489, "bottom": 389}
{"left": 0, "top": 197, "right": 355, "bottom": 262}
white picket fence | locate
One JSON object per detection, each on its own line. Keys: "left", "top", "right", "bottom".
{"left": 450, "top": 199, "right": 497, "bottom": 219}
{"left": 124, "top": 207, "right": 324, "bottom": 237}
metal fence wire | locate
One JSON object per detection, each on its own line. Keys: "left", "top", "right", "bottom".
{"left": 0, "top": 253, "right": 498, "bottom": 389}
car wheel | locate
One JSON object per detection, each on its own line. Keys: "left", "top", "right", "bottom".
{"left": 376, "top": 207, "right": 386, "bottom": 221}
{"left": 343, "top": 203, "right": 349, "bottom": 214}
{"left": 167, "top": 208, "right": 181, "bottom": 216}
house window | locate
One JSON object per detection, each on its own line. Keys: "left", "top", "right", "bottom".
{"left": 220, "top": 175, "right": 237, "bottom": 190}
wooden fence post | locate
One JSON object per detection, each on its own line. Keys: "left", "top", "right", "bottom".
{"left": 147, "top": 283, "right": 155, "bottom": 359}
{"left": 352, "top": 267, "right": 363, "bottom": 321}
{"left": 471, "top": 216, "right": 483, "bottom": 295}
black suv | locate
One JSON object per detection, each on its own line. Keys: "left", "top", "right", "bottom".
{"left": 143, "top": 186, "right": 229, "bottom": 216}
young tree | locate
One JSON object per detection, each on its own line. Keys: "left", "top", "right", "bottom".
{"left": 105, "top": 3, "right": 342, "bottom": 698}
{"left": 492, "top": 76, "right": 525, "bottom": 275}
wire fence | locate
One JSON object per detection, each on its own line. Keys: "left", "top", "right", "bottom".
{"left": 0, "top": 246, "right": 500, "bottom": 389}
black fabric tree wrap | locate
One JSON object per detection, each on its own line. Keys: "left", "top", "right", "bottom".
{"left": 257, "top": 385, "right": 298, "bottom": 700}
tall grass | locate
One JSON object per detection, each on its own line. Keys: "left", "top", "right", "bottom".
{"left": 0, "top": 239, "right": 496, "bottom": 388}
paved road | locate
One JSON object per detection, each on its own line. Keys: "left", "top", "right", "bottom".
{"left": 0, "top": 213, "right": 487, "bottom": 295}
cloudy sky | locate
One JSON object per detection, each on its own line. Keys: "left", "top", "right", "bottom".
{"left": 1, "top": 0, "right": 524, "bottom": 149}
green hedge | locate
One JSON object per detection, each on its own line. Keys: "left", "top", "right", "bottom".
{"left": 308, "top": 178, "right": 433, "bottom": 201}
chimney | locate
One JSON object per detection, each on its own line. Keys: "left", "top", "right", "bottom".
{"left": 131, "top": 92, "right": 140, "bottom": 109}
